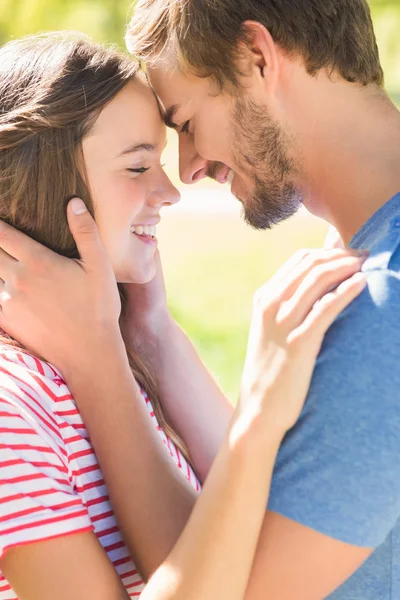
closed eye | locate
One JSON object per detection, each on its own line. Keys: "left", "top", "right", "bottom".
{"left": 180, "top": 120, "right": 191, "bottom": 135}
{"left": 127, "top": 167, "right": 150, "bottom": 174}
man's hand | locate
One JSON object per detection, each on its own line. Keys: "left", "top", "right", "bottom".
{"left": 120, "top": 250, "right": 170, "bottom": 343}
{"left": 0, "top": 198, "right": 122, "bottom": 376}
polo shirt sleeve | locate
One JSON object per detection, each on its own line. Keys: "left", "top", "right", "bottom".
{"left": 267, "top": 269, "right": 400, "bottom": 548}
{"left": 0, "top": 395, "right": 93, "bottom": 559}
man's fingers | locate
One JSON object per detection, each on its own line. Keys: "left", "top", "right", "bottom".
{"left": 66, "top": 199, "right": 106, "bottom": 268}
{"left": 0, "top": 248, "right": 18, "bottom": 280}
{"left": 0, "top": 221, "right": 45, "bottom": 264}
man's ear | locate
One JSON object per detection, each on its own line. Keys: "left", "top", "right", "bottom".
{"left": 237, "top": 21, "right": 280, "bottom": 95}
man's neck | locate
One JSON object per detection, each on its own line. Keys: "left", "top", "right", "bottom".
{"left": 294, "top": 79, "right": 400, "bottom": 246}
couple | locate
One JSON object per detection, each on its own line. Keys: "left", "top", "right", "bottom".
{"left": 0, "top": 0, "right": 399, "bottom": 598}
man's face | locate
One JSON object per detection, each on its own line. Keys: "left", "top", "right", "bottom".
{"left": 147, "top": 64, "right": 303, "bottom": 229}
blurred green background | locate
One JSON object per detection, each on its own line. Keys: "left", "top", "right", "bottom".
{"left": 0, "top": 0, "right": 399, "bottom": 402}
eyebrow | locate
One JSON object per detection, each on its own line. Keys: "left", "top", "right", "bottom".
{"left": 163, "top": 104, "right": 181, "bottom": 129}
{"left": 118, "top": 143, "right": 156, "bottom": 157}
{"left": 117, "top": 140, "right": 168, "bottom": 158}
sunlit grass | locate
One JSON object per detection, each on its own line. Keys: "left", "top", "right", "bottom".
{"left": 158, "top": 206, "right": 328, "bottom": 402}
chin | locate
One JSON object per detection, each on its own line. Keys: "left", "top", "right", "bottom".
{"left": 231, "top": 177, "right": 253, "bottom": 204}
{"left": 115, "top": 261, "right": 156, "bottom": 285}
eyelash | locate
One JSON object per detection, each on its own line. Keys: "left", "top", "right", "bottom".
{"left": 127, "top": 167, "right": 150, "bottom": 174}
{"left": 180, "top": 121, "right": 190, "bottom": 134}
{"left": 127, "top": 163, "right": 166, "bottom": 175}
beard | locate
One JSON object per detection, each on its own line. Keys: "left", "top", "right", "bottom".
{"left": 228, "top": 96, "right": 302, "bottom": 230}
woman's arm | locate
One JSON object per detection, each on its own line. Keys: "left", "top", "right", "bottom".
{"left": 0, "top": 532, "right": 131, "bottom": 600}
{"left": 0, "top": 212, "right": 200, "bottom": 579}
{"left": 142, "top": 420, "right": 281, "bottom": 600}
{"left": 62, "top": 338, "right": 199, "bottom": 580}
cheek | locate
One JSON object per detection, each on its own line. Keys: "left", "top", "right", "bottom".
{"left": 196, "top": 110, "right": 231, "bottom": 161}
{"left": 194, "top": 123, "right": 224, "bottom": 161}
{"left": 89, "top": 177, "right": 155, "bottom": 284}
{"left": 93, "top": 176, "right": 145, "bottom": 235}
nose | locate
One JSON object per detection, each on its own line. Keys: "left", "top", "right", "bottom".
{"left": 149, "top": 170, "right": 181, "bottom": 207}
{"left": 179, "top": 133, "right": 209, "bottom": 185}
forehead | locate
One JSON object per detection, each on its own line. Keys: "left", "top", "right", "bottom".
{"left": 88, "top": 78, "right": 166, "bottom": 151}
{"left": 147, "top": 65, "right": 208, "bottom": 113}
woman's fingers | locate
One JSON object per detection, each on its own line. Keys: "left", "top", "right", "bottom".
{"left": 242, "top": 247, "right": 369, "bottom": 436}
{"left": 324, "top": 225, "right": 345, "bottom": 250}
{"left": 266, "top": 249, "right": 313, "bottom": 287}
{"left": 288, "top": 271, "right": 367, "bottom": 346}
{"left": 0, "top": 278, "right": 5, "bottom": 311}
{"left": 274, "top": 248, "right": 368, "bottom": 303}
{"left": 277, "top": 255, "right": 366, "bottom": 330}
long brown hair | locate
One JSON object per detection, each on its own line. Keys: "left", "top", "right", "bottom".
{"left": 0, "top": 32, "right": 189, "bottom": 460}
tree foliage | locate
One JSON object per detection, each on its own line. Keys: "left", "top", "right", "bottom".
{"left": 0, "top": 0, "right": 399, "bottom": 94}
{"left": 0, "top": 0, "right": 133, "bottom": 47}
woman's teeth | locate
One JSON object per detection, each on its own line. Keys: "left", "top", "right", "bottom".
{"left": 130, "top": 225, "right": 157, "bottom": 236}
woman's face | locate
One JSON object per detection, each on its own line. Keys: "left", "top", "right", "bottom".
{"left": 82, "top": 77, "right": 180, "bottom": 283}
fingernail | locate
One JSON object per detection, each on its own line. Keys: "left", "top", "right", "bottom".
{"left": 352, "top": 250, "right": 369, "bottom": 261}
{"left": 70, "top": 198, "right": 87, "bottom": 215}
{"left": 352, "top": 272, "right": 367, "bottom": 285}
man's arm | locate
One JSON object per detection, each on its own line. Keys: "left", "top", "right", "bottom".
{"left": 244, "top": 513, "right": 372, "bottom": 599}
{"left": 128, "top": 314, "right": 233, "bottom": 482}
{"left": 121, "top": 252, "right": 233, "bottom": 483}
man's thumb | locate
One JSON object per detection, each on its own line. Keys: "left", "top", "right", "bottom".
{"left": 67, "top": 198, "right": 102, "bottom": 264}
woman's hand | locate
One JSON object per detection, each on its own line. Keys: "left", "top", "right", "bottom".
{"left": 237, "top": 248, "right": 368, "bottom": 442}
{"left": 0, "top": 198, "right": 123, "bottom": 377}
{"left": 324, "top": 225, "right": 345, "bottom": 249}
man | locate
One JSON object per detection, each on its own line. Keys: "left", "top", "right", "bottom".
{"left": 123, "top": 1, "right": 400, "bottom": 598}
{"left": 0, "top": 1, "right": 399, "bottom": 598}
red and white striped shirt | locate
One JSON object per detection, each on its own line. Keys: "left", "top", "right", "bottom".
{"left": 0, "top": 345, "right": 200, "bottom": 599}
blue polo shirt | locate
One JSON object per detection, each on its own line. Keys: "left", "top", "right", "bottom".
{"left": 268, "top": 192, "right": 400, "bottom": 598}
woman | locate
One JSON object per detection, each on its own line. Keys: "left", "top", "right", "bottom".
{"left": 0, "top": 33, "right": 367, "bottom": 600}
